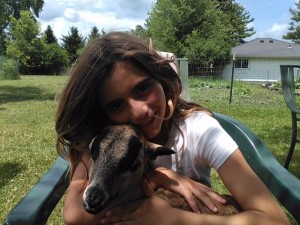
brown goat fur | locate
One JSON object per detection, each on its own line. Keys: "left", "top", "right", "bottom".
{"left": 82, "top": 124, "right": 242, "bottom": 215}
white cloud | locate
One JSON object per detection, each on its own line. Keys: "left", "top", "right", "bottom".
{"left": 248, "top": 22, "right": 289, "bottom": 41}
{"left": 257, "top": 23, "right": 289, "bottom": 40}
{"left": 268, "top": 23, "right": 289, "bottom": 34}
{"left": 64, "top": 8, "right": 80, "bottom": 22}
{"left": 39, "top": 1, "right": 65, "bottom": 21}
{"left": 38, "top": 0, "right": 154, "bottom": 40}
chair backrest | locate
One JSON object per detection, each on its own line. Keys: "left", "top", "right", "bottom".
{"left": 280, "top": 65, "right": 300, "bottom": 113}
{"left": 3, "top": 157, "right": 69, "bottom": 225}
{"left": 214, "top": 112, "right": 300, "bottom": 223}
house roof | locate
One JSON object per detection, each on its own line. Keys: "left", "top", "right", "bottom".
{"left": 232, "top": 38, "right": 300, "bottom": 58}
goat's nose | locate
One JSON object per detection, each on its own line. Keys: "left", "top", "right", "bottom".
{"left": 83, "top": 188, "right": 109, "bottom": 214}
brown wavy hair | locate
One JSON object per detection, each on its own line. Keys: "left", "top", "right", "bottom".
{"left": 55, "top": 31, "right": 210, "bottom": 178}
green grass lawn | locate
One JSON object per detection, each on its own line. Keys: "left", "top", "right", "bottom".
{"left": 0, "top": 76, "right": 299, "bottom": 224}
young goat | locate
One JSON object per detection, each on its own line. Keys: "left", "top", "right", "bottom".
{"left": 82, "top": 124, "right": 242, "bottom": 215}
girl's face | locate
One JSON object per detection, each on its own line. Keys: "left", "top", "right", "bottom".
{"left": 99, "top": 61, "right": 167, "bottom": 140}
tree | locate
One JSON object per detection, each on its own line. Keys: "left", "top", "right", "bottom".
{"left": 0, "top": 0, "right": 44, "bottom": 52}
{"left": 87, "top": 26, "right": 107, "bottom": 44}
{"left": 6, "top": 10, "right": 68, "bottom": 74}
{"left": 44, "top": 25, "right": 57, "bottom": 44}
{"left": 61, "top": 26, "right": 86, "bottom": 64}
{"left": 131, "top": 25, "right": 149, "bottom": 40}
{"left": 6, "top": 10, "right": 45, "bottom": 74}
{"left": 146, "top": 0, "right": 254, "bottom": 64}
{"left": 146, "top": 0, "right": 232, "bottom": 63}
{"left": 146, "top": 0, "right": 182, "bottom": 55}
{"left": 43, "top": 43, "right": 69, "bottom": 74}
{"left": 88, "top": 26, "right": 100, "bottom": 43}
{"left": 182, "top": 1, "right": 233, "bottom": 64}
{"left": 283, "top": 1, "right": 300, "bottom": 43}
{"left": 217, "top": 0, "right": 255, "bottom": 44}
{"left": 0, "top": 30, "right": 7, "bottom": 54}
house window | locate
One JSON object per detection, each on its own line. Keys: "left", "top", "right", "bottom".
{"left": 235, "top": 58, "right": 249, "bottom": 69}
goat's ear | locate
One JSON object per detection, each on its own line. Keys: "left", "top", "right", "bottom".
{"left": 146, "top": 142, "right": 175, "bottom": 160}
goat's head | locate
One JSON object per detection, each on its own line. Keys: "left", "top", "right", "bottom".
{"left": 82, "top": 124, "right": 175, "bottom": 214}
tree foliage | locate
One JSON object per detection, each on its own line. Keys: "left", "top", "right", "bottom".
{"left": 283, "top": 0, "right": 300, "bottom": 43}
{"left": 131, "top": 25, "right": 149, "bottom": 40}
{"left": 0, "top": 0, "right": 44, "bottom": 52}
{"left": 6, "top": 10, "right": 68, "bottom": 74}
{"left": 145, "top": 0, "right": 254, "bottom": 64}
{"left": 217, "top": 0, "right": 255, "bottom": 44}
{"left": 43, "top": 43, "right": 69, "bottom": 74}
{"left": 6, "top": 10, "right": 44, "bottom": 73}
{"left": 88, "top": 26, "right": 100, "bottom": 43}
{"left": 61, "top": 26, "right": 86, "bottom": 64}
{"left": 44, "top": 25, "right": 57, "bottom": 44}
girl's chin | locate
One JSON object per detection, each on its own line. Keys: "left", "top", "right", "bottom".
{"left": 145, "top": 129, "right": 160, "bottom": 140}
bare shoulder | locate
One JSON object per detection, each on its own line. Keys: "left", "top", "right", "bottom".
{"left": 72, "top": 148, "right": 91, "bottom": 181}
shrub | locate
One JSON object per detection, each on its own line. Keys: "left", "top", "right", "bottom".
{"left": 0, "top": 56, "right": 20, "bottom": 80}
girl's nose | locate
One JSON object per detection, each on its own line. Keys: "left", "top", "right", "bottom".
{"left": 128, "top": 100, "right": 149, "bottom": 124}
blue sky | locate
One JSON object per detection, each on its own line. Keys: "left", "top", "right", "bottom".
{"left": 38, "top": 0, "right": 297, "bottom": 42}
{"left": 235, "top": 0, "right": 296, "bottom": 41}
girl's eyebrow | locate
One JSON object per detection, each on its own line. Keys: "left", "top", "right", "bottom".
{"left": 132, "top": 77, "right": 153, "bottom": 90}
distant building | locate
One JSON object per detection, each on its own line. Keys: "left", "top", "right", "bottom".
{"left": 223, "top": 38, "right": 300, "bottom": 81}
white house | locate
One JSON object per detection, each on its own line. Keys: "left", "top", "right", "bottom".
{"left": 222, "top": 38, "right": 300, "bottom": 81}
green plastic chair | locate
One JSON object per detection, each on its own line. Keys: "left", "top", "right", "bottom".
{"left": 280, "top": 65, "right": 300, "bottom": 169}
{"left": 3, "top": 157, "right": 69, "bottom": 225}
{"left": 3, "top": 113, "right": 300, "bottom": 224}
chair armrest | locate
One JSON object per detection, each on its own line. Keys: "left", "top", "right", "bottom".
{"left": 214, "top": 112, "right": 300, "bottom": 223}
{"left": 3, "top": 157, "right": 69, "bottom": 225}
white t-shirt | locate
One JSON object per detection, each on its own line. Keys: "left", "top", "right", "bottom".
{"left": 151, "top": 111, "right": 238, "bottom": 186}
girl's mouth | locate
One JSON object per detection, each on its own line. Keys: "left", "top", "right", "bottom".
{"left": 139, "top": 116, "right": 155, "bottom": 132}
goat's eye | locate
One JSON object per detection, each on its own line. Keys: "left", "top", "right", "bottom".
{"left": 130, "top": 160, "right": 141, "bottom": 171}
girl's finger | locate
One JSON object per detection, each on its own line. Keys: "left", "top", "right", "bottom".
{"left": 207, "top": 191, "right": 227, "bottom": 204}
{"left": 183, "top": 194, "right": 201, "bottom": 213}
{"left": 142, "top": 176, "right": 155, "bottom": 197}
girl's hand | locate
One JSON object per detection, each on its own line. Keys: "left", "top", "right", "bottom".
{"left": 145, "top": 167, "right": 226, "bottom": 213}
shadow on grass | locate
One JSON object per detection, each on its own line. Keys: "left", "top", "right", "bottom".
{"left": 254, "top": 125, "right": 300, "bottom": 179}
{"left": 0, "top": 86, "right": 55, "bottom": 105}
{"left": 0, "top": 162, "right": 25, "bottom": 188}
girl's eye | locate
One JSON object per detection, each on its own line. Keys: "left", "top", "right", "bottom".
{"left": 136, "top": 81, "right": 153, "bottom": 96}
{"left": 106, "top": 100, "right": 123, "bottom": 114}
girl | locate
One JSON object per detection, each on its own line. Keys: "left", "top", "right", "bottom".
{"left": 55, "top": 31, "right": 290, "bottom": 225}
